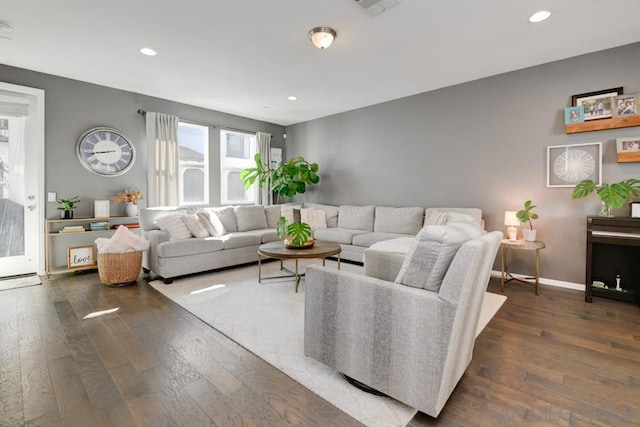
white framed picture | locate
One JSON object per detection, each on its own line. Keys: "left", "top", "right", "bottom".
{"left": 94, "top": 200, "right": 110, "bottom": 218}
{"left": 68, "top": 245, "right": 96, "bottom": 269}
{"left": 547, "top": 142, "right": 602, "bottom": 187}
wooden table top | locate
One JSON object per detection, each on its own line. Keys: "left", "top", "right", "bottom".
{"left": 500, "top": 239, "right": 545, "bottom": 250}
{"left": 258, "top": 240, "right": 341, "bottom": 259}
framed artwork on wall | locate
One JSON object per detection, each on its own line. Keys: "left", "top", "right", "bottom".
{"left": 612, "top": 94, "right": 637, "bottom": 117}
{"left": 616, "top": 136, "right": 640, "bottom": 163}
{"left": 547, "top": 142, "right": 602, "bottom": 187}
{"left": 571, "top": 87, "right": 623, "bottom": 121}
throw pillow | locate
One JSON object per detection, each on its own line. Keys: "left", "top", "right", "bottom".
{"left": 235, "top": 206, "right": 268, "bottom": 231}
{"left": 445, "top": 211, "right": 476, "bottom": 224}
{"left": 395, "top": 222, "right": 482, "bottom": 292}
{"left": 423, "top": 209, "right": 448, "bottom": 226}
{"left": 197, "top": 211, "right": 226, "bottom": 237}
{"left": 205, "top": 207, "right": 237, "bottom": 232}
{"left": 182, "top": 214, "right": 209, "bottom": 238}
{"left": 264, "top": 205, "right": 283, "bottom": 229}
{"left": 155, "top": 213, "right": 193, "bottom": 241}
{"left": 300, "top": 208, "right": 327, "bottom": 230}
{"left": 281, "top": 205, "right": 301, "bottom": 223}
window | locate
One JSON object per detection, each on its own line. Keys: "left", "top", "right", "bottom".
{"left": 220, "top": 129, "right": 256, "bottom": 204}
{"left": 178, "top": 122, "right": 209, "bottom": 205}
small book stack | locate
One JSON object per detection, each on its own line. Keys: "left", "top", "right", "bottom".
{"left": 60, "top": 225, "right": 85, "bottom": 233}
{"left": 90, "top": 221, "right": 110, "bottom": 231}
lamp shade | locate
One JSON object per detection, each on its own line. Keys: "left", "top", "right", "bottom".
{"left": 504, "top": 211, "right": 519, "bottom": 227}
{"left": 309, "top": 27, "right": 336, "bottom": 49}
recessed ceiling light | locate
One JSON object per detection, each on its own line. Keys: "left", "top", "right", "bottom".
{"left": 288, "top": 96, "right": 298, "bottom": 101}
{"left": 529, "top": 10, "right": 551, "bottom": 23}
{"left": 139, "top": 47, "right": 157, "bottom": 56}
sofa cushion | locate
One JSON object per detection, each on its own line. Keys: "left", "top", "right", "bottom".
{"left": 352, "top": 232, "right": 414, "bottom": 248}
{"left": 301, "top": 208, "right": 327, "bottom": 230}
{"left": 338, "top": 205, "right": 375, "bottom": 231}
{"left": 246, "top": 229, "right": 280, "bottom": 243}
{"left": 197, "top": 211, "right": 226, "bottom": 237}
{"left": 204, "top": 207, "right": 237, "bottom": 232}
{"left": 374, "top": 206, "right": 424, "bottom": 234}
{"left": 303, "top": 202, "right": 339, "bottom": 228}
{"left": 425, "top": 207, "right": 483, "bottom": 228}
{"left": 182, "top": 214, "right": 209, "bottom": 238}
{"left": 368, "top": 237, "right": 415, "bottom": 255}
{"left": 156, "top": 237, "right": 224, "bottom": 257}
{"left": 235, "top": 206, "right": 268, "bottom": 231}
{"left": 313, "top": 227, "right": 369, "bottom": 245}
{"left": 395, "top": 222, "right": 482, "bottom": 292}
{"left": 218, "top": 232, "right": 261, "bottom": 249}
{"left": 446, "top": 211, "right": 476, "bottom": 224}
{"left": 155, "top": 213, "right": 193, "bottom": 241}
{"left": 264, "top": 205, "right": 282, "bottom": 229}
{"left": 423, "top": 209, "right": 449, "bottom": 226}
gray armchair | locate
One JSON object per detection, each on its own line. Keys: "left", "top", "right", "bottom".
{"left": 304, "top": 229, "right": 502, "bottom": 418}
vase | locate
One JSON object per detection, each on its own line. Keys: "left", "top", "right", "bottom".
{"left": 125, "top": 202, "right": 138, "bottom": 217}
{"left": 523, "top": 229, "right": 537, "bottom": 242}
{"left": 284, "top": 238, "right": 315, "bottom": 249}
{"left": 60, "top": 210, "right": 73, "bottom": 219}
{"left": 598, "top": 202, "right": 614, "bottom": 218}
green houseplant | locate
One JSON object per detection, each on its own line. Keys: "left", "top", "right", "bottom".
{"left": 572, "top": 178, "right": 640, "bottom": 217}
{"left": 57, "top": 196, "right": 80, "bottom": 219}
{"left": 516, "top": 200, "right": 539, "bottom": 241}
{"left": 240, "top": 154, "right": 320, "bottom": 203}
{"left": 277, "top": 216, "right": 314, "bottom": 247}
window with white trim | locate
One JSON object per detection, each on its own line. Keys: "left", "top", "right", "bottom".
{"left": 178, "top": 122, "right": 209, "bottom": 205}
{"left": 220, "top": 129, "right": 256, "bottom": 205}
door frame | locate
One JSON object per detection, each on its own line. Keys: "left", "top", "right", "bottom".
{"left": 0, "top": 81, "right": 45, "bottom": 275}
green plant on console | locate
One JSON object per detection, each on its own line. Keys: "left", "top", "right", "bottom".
{"left": 516, "top": 200, "right": 539, "bottom": 230}
{"left": 277, "top": 216, "right": 313, "bottom": 246}
{"left": 57, "top": 196, "right": 80, "bottom": 211}
{"left": 572, "top": 179, "right": 640, "bottom": 216}
{"left": 240, "top": 154, "right": 320, "bottom": 203}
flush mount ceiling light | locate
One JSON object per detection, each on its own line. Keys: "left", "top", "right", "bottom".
{"left": 139, "top": 47, "right": 157, "bottom": 56}
{"left": 529, "top": 10, "right": 551, "bottom": 23}
{"left": 287, "top": 95, "right": 299, "bottom": 101}
{"left": 308, "top": 27, "right": 337, "bottom": 50}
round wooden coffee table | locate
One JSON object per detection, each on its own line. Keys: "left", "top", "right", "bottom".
{"left": 258, "top": 240, "right": 341, "bottom": 292}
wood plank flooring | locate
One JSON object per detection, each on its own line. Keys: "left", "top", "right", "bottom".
{"left": 0, "top": 271, "right": 639, "bottom": 426}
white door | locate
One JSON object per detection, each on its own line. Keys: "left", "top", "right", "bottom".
{"left": 0, "top": 83, "right": 45, "bottom": 278}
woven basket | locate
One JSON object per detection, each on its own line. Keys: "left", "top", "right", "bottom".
{"left": 98, "top": 250, "right": 142, "bottom": 287}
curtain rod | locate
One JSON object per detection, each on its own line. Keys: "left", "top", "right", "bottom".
{"left": 137, "top": 108, "right": 271, "bottom": 136}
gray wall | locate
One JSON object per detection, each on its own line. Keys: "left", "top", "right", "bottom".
{"left": 286, "top": 42, "right": 640, "bottom": 284}
{"left": 0, "top": 64, "right": 285, "bottom": 218}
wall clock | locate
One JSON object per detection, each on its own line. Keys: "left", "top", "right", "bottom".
{"left": 76, "top": 127, "right": 136, "bottom": 176}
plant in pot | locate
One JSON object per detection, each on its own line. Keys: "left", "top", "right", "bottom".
{"left": 240, "top": 154, "right": 320, "bottom": 204}
{"left": 57, "top": 196, "right": 80, "bottom": 219}
{"left": 114, "top": 189, "right": 143, "bottom": 217}
{"left": 277, "top": 216, "right": 314, "bottom": 248}
{"left": 516, "top": 200, "right": 539, "bottom": 241}
{"left": 572, "top": 179, "right": 640, "bottom": 217}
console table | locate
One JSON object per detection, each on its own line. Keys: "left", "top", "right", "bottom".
{"left": 586, "top": 217, "right": 640, "bottom": 305}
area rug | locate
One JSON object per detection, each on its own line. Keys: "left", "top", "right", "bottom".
{"left": 0, "top": 274, "right": 42, "bottom": 292}
{"left": 149, "top": 260, "right": 506, "bottom": 427}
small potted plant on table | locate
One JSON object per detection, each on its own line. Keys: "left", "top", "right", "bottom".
{"left": 516, "top": 200, "right": 539, "bottom": 241}
{"left": 114, "top": 189, "right": 143, "bottom": 217}
{"left": 277, "top": 217, "right": 314, "bottom": 248}
{"left": 57, "top": 196, "right": 80, "bottom": 219}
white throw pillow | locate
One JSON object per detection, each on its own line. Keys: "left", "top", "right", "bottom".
{"left": 445, "top": 212, "right": 476, "bottom": 224}
{"left": 197, "top": 211, "right": 226, "bottom": 237}
{"left": 281, "top": 205, "right": 301, "bottom": 223}
{"left": 235, "top": 206, "right": 268, "bottom": 231}
{"left": 423, "top": 209, "right": 448, "bottom": 226}
{"left": 182, "top": 214, "right": 209, "bottom": 238}
{"left": 205, "top": 207, "right": 237, "bottom": 232}
{"left": 301, "top": 208, "right": 327, "bottom": 230}
{"left": 155, "top": 213, "right": 193, "bottom": 241}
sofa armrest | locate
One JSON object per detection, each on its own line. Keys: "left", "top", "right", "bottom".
{"left": 363, "top": 249, "right": 405, "bottom": 282}
{"left": 141, "top": 229, "right": 170, "bottom": 272}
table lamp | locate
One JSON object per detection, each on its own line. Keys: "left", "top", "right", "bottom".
{"left": 504, "top": 211, "right": 519, "bottom": 241}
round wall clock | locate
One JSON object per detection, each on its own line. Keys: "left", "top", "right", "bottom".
{"left": 76, "top": 127, "right": 136, "bottom": 176}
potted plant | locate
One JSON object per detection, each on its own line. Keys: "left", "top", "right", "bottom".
{"left": 57, "top": 196, "right": 80, "bottom": 219}
{"left": 114, "top": 189, "right": 143, "bottom": 217}
{"left": 240, "top": 154, "right": 320, "bottom": 204}
{"left": 277, "top": 216, "right": 314, "bottom": 248}
{"left": 572, "top": 179, "right": 640, "bottom": 217}
{"left": 516, "top": 200, "right": 539, "bottom": 241}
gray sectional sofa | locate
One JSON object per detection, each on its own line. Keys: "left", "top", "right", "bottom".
{"left": 140, "top": 203, "right": 483, "bottom": 283}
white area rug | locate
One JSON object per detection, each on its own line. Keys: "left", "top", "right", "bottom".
{"left": 0, "top": 274, "right": 41, "bottom": 292}
{"left": 149, "top": 260, "right": 506, "bottom": 427}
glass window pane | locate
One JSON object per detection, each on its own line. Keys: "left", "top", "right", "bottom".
{"left": 225, "top": 133, "right": 249, "bottom": 159}
{"left": 178, "top": 122, "right": 209, "bottom": 205}
{"left": 227, "top": 171, "right": 252, "bottom": 202}
{"left": 183, "top": 169, "right": 204, "bottom": 203}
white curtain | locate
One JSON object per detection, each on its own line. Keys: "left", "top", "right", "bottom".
{"left": 146, "top": 112, "right": 180, "bottom": 207}
{"left": 256, "top": 132, "right": 272, "bottom": 205}
{"left": 7, "top": 117, "right": 26, "bottom": 205}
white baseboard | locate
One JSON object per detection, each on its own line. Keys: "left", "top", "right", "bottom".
{"left": 490, "top": 270, "right": 585, "bottom": 291}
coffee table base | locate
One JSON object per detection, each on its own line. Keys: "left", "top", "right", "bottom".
{"left": 258, "top": 255, "right": 340, "bottom": 292}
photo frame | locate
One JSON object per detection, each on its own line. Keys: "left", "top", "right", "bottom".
{"left": 631, "top": 202, "right": 640, "bottom": 218}
{"left": 571, "top": 87, "right": 623, "bottom": 121}
{"left": 547, "top": 142, "right": 602, "bottom": 187}
{"left": 94, "top": 200, "right": 110, "bottom": 218}
{"left": 616, "top": 136, "right": 640, "bottom": 163}
{"left": 270, "top": 147, "right": 283, "bottom": 168}
{"left": 612, "top": 94, "right": 637, "bottom": 117}
{"left": 68, "top": 245, "right": 96, "bottom": 269}
{"left": 564, "top": 106, "right": 584, "bottom": 124}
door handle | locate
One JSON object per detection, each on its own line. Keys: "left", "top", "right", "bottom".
{"left": 28, "top": 195, "right": 35, "bottom": 200}
{"left": 27, "top": 205, "right": 36, "bottom": 211}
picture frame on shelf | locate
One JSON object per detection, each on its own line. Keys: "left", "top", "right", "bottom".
{"left": 94, "top": 200, "right": 110, "bottom": 218}
{"left": 68, "top": 245, "right": 96, "bottom": 269}
{"left": 631, "top": 202, "right": 640, "bottom": 218}
{"left": 612, "top": 94, "right": 637, "bottom": 117}
{"left": 571, "top": 87, "right": 623, "bottom": 121}
{"left": 547, "top": 142, "right": 602, "bottom": 187}
{"left": 564, "top": 106, "right": 584, "bottom": 124}
{"left": 616, "top": 136, "right": 640, "bottom": 163}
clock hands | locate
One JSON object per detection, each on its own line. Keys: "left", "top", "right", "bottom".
{"left": 92, "top": 150, "right": 117, "bottom": 154}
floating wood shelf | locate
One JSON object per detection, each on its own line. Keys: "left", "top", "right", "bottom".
{"left": 565, "top": 115, "right": 640, "bottom": 134}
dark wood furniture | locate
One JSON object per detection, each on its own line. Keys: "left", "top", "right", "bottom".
{"left": 586, "top": 216, "right": 640, "bottom": 305}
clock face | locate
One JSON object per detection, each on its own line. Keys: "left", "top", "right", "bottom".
{"left": 76, "top": 127, "right": 135, "bottom": 176}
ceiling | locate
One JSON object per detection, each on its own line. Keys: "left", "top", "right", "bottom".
{"left": 1, "top": 0, "right": 640, "bottom": 126}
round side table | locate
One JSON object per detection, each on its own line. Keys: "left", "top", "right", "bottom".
{"left": 500, "top": 239, "right": 545, "bottom": 295}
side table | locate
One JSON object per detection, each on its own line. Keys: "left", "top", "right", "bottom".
{"left": 500, "top": 239, "right": 545, "bottom": 295}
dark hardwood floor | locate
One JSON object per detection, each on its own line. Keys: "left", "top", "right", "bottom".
{"left": 1, "top": 271, "right": 639, "bottom": 426}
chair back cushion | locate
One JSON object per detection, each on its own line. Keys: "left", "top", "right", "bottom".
{"left": 395, "top": 222, "right": 482, "bottom": 291}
